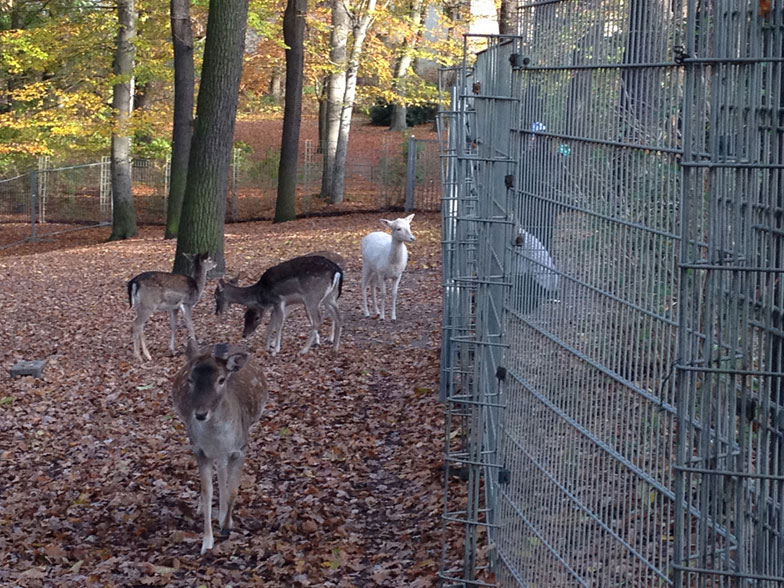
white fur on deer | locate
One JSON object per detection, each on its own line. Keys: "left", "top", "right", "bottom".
{"left": 172, "top": 340, "right": 268, "bottom": 555}
{"left": 511, "top": 228, "right": 559, "bottom": 314}
{"left": 360, "top": 214, "right": 416, "bottom": 321}
{"left": 514, "top": 229, "right": 558, "bottom": 291}
{"left": 127, "top": 252, "right": 216, "bottom": 361}
{"left": 214, "top": 254, "right": 343, "bottom": 355}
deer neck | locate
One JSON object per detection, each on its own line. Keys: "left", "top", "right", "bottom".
{"left": 223, "top": 281, "right": 260, "bottom": 306}
{"left": 387, "top": 237, "right": 407, "bottom": 267}
{"left": 193, "top": 265, "right": 211, "bottom": 298}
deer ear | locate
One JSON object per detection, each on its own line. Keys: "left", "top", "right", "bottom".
{"left": 183, "top": 252, "right": 194, "bottom": 262}
{"left": 186, "top": 338, "right": 200, "bottom": 360}
{"left": 380, "top": 219, "right": 393, "bottom": 228}
{"left": 226, "top": 351, "right": 249, "bottom": 373}
{"left": 404, "top": 214, "right": 415, "bottom": 223}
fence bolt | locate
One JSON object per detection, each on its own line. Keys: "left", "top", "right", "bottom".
{"left": 673, "top": 45, "right": 690, "bottom": 64}
{"left": 504, "top": 175, "right": 514, "bottom": 189}
{"left": 496, "top": 366, "right": 507, "bottom": 381}
{"left": 498, "top": 468, "right": 511, "bottom": 485}
{"left": 509, "top": 53, "right": 529, "bottom": 70}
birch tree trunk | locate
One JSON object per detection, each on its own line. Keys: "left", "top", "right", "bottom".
{"left": 331, "top": 0, "right": 376, "bottom": 204}
{"left": 320, "top": 0, "right": 349, "bottom": 196}
{"left": 165, "top": 0, "right": 194, "bottom": 239}
{"left": 173, "top": 0, "right": 248, "bottom": 275}
{"left": 389, "top": 0, "right": 423, "bottom": 132}
{"left": 109, "top": 0, "right": 138, "bottom": 241}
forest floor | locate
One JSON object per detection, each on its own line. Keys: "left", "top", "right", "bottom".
{"left": 0, "top": 211, "right": 476, "bottom": 587}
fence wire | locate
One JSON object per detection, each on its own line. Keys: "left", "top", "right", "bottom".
{"left": 439, "top": 1, "right": 784, "bottom": 587}
{"left": 0, "top": 134, "right": 438, "bottom": 248}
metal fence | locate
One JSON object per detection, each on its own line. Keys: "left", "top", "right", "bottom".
{"left": 1, "top": 135, "right": 438, "bottom": 248}
{"left": 438, "top": 1, "right": 784, "bottom": 587}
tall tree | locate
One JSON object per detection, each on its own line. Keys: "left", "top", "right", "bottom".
{"left": 498, "top": 0, "right": 514, "bottom": 35}
{"left": 330, "top": 0, "right": 378, "bottom": 203}
{"left": 388, "top": 0, "right": 424, "bottom": 131}
{"left": 274, "top": 0, "right": 306, "bottom": 223}
{"left": 319, "top": 0, "right": 349, "bottom": 196}
{"left": 109, "top": 0, "right": 139, "bottom": 241}
{"left": 165, "top": 0, "right": 195, "bottom": 239}
{"left": 173, "top": 0, "right": 249, "bottom": 275}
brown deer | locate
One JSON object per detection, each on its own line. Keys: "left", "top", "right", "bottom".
{"left": 214, "top": 254, "right": 343, "bottom": 355}
{"left": 127, "top": 252, "right": 216, "bottom": 361}
{"left": 172, "top": 340, "right": 268, "bottom": 555}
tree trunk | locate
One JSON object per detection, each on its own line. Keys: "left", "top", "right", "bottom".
{"left": 274, "top": 0, "right": 306, "bottom": 223}
{"left": 269, "top": 70, "right": 283, "bottom": 100}
{"left": 498, "top": 0, "right": 515, "bottom": 34}
{"left": 331, "top": 1, "right": 376, "bottom": 203}
{"left": 317, "top": 86, "right": 327, "bottom": 154}
{"left": 165, "top": 0, "right": 195, "bottom": 239}
{"left": 388, "top": 0, "right": 423, "bottom": 132}
{"left": 109, "top": 0, "right": 138, "bottom": 241}
{"left": 173, "top": 0, "right": 249, "bottom": 275}
{"left": 320, "top": 0, "right": 349, "bottom": 197}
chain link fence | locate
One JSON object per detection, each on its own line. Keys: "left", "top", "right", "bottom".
{"left": 1, "top": 134, "right": 437, "bottom": 249}
{"left": 439, "top": 1, "right": 784, "bottom": 586}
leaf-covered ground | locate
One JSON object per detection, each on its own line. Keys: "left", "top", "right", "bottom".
{"left": 0, "top": 212, "right": 460, "bottom": 587}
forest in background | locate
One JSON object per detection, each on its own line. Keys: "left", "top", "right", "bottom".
{"left": 0, "top": 0, "right": 467, "bottom": 175}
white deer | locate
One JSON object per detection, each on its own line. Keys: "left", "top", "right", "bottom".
{"left": 127, "top": 252, "right": 216, "bottom": 361}
{"left": 214, "top": 254, "right": 343, "bottom": 355}
{"left": 172, "top": 340, "right": 268, "bottom": 555}
{"left": 360, "top": 214, "right": 416, "bottom": 321}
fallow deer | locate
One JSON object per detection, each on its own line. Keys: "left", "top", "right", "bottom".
{"left": 127, "top": 252, "right": 216, "bottom": 361}
{"left": 360, "top": 214, "right": 416, "bottom": 321}
{"left": 172, "top": 340, "right": 268, "bottom": 554}
{"left": 214, "top": 254, "right": 343, "bottom": 355}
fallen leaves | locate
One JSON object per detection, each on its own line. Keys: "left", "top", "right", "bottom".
{"left": 0, "top": 212, "right": 460, "bottom": 587}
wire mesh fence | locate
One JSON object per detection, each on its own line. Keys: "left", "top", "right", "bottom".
{"left": 0, "top": 134, "right": 437, "bottom": 249}
{"left": 438, "top": 1, "right": 784, "bottom": 586}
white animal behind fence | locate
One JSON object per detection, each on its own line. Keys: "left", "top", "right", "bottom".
{"left": 511, "top": 228, "right": 559, "bottom": 314}
{"left": 360, "top": 214, "right": 416, "bottom": 321}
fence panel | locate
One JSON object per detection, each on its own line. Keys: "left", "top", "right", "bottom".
{"left": 1, "top": 131, "right": 438, "bottom": 248}
{"left": 439, "top": 1, "right": 784, "bottom": 586}
{"left": 675, "top": 1, "right": 784, "bottom": 586}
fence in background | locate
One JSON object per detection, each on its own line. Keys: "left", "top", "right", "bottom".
{"left": 439, "top": 1, "right": 784, "bottom": 587}
{"left": 0, "top": 133, "right": 439, "bottom": 249}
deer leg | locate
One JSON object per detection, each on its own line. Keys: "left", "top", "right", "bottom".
{"left": 299, "top": 302, "right": 322, "bottom": 355}
{"left": 216, "top": 456, "right": 230, "bottom": 536}
{"left": 221, "top": 450, "right": 245, "bottom": 534}
{"left": 360, "top": 266, "right": 371, "bottom": 317}
{"left": 390, "top": 275, "right": 402, "bottom": 321}
{"left": 196, "top": 453, "right": 214, "bottom": 555}
{"left": 181, "top": 304, "right": 197, "bottom": 341}
{"left": 133, "top": 309, "right": 153, "bottom": 361}
{"left": 168, "top": 309, "right": 178, "bottom": 356}
{"left": 270, "top": 303, "right": 286, "bottom": 354}
{"left": 264, "top": 311, "right": 278, "bottom": 352}
{"left": 378, "top": 277, "right": 387, "bottom": 321}
{"left": 326, "top": 298, "right": 342, "bottom": 350}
